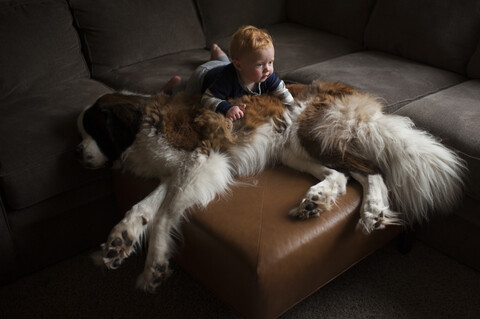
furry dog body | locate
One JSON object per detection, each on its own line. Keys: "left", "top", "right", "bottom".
{"left": 76, "top": 81, "right": 465, "bottom": 292}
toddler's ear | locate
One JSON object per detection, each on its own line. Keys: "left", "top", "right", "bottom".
{"left": 232, "top": 59, "right": 242, "bottom": 71}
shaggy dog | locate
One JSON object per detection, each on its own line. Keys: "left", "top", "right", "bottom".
{"left": 76, "top": 81, "right": 465, "bottom": 292}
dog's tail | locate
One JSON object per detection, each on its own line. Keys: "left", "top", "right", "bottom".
{"left": 317, "top": 93, "right": 467, "bottom": 225}
{"left": 355, "top": 100, "right": 466, "bottom": 226}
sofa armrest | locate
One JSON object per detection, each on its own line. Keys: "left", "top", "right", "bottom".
{"left": 0, "top": 196, "right": 18, "bottom": 284}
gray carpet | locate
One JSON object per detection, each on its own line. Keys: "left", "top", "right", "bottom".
{"left": 1, "top": 239, "right": 479, "bottom": 319}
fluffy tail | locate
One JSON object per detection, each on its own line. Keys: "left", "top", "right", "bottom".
{"left": 315, "top": 92, "right": 467, "bottom": 225}
{"left": 354, "top": 101, "right": 466, "bottom": 225}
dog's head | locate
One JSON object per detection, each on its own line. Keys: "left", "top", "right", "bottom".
{"left": 75, "top": 93, "right": 145, "bottom": 169}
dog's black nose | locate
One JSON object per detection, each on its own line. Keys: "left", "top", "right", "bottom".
{"left": 75, "top": 145, "right": 84, "bottom": 160}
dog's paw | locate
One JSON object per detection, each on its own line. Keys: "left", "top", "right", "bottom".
{"left": 357, "top": 201, "right": 401, "bottom": 234}
{"left": 357, "top": 211, "right": 386, "bottom": 234}
{"left": 137, "top": 262, "right": 173, "bottom": 293}
{"left": 289, "top": 191, "right": 332, "bottom": 220}
{"left": 102, "top": 227, "right": 135, "bottom": 269}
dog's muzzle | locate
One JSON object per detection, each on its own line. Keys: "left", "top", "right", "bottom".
{"left": 75, "top": 142, "right": 110, "bottom": 169}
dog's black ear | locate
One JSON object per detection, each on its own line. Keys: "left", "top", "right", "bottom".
{"left": 83, "top": 96, "right": 143, "bottom": 162}
{"left": 104, "top": 103, "right": 143, "bottom": 158}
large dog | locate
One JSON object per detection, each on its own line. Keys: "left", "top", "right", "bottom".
{"left": 76, "top": 81, "right": 465, "bottom": 292}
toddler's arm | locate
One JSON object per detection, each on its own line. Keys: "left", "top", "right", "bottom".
{"left": 271, "top": 80, "right": 294, "bottom": 106}
{"left": 201, "top": 88, "right": 232, "bottom": 113}
{"left": 202, "top": 89, "right": 245, "bottom": 121}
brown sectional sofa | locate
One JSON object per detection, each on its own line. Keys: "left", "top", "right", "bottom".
{"left": 1, "top": 0, "right": 479, "bottom": 316}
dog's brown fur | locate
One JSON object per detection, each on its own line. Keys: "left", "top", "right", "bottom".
{"left": 120, "top": 92, "right": 291, "bottom": 153}
{"left": 294, "top": 82, "right": 381, "bottom": 175}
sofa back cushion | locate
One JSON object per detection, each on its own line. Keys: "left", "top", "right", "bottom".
{"left": 286, "top": 0, "right": 375, "bottom": 44}
{"left": 0, "top": 0, "right": 89, "bottom": 99}
{"left": 365, "top": 0, "right": 480, "bottom": 74}
{"left": 196, "top": 0, "right": 287, "bottom": 44}
{"left": 468, "top": 41, "right": 480, "bottom": 78}
{"left": 69, "top": 0, "right": 206, "bottom": 76}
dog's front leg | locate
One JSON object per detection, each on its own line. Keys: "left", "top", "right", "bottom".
{"left": 101, "top": 183, "right": 168, "bottom": 269}
{"left": 350, "top": 172, "right": 402, "bottom": 233}
{"left": 136, "top": 189, "right": 182, "bottom": 293}
{"left": 136, "top": 150, "right": 233, "bottom": 292}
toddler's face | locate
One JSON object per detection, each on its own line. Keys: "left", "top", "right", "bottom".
{"left": 234, "top": 45, "right": 275, "bottom": 85}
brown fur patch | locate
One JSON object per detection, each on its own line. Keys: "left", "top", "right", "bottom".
{"left": 143, "top": 93, "right": 234, "bottom": 152}
{"left": 296, "top": 81, "right": 381, "bottom": 175}
{"left": 142, "top": 92, "right": 290, "bottom": 152}
{"left": 287, "top": 81, "right": 356, "bottom": 100}
{"left": 229, "top": 94, "right": 288, "bottom": 138}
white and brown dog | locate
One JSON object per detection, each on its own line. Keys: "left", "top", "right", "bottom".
{"left": 76, "top": 81, "right": 465, "bottom": 292}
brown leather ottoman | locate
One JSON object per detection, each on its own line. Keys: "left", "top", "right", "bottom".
{"left": 114, "top": 166, "right": 402, "bottom": 318}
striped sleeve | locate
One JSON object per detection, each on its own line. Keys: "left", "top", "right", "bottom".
{"left": 201, "top": 88, "right": 233, "bottom": 115}
{"left": 271, "top": 79, "right": 294, "bottom": 106}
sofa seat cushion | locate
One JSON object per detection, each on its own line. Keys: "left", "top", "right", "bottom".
{"left": 95, "top": 49, "right": 211, "bottom": 94}
{"left": 0, "top": 0, "right": 89, "bottom": 99}
{"left": 283, "top": 51, "right": 466, "bottom": 113}
{"left": 365, "top": 0, "right": 480, "bottom": 74}
{"left": 0, "top": 79, "right": 112, "bottom": 210}
{"left": 216, "top": 23, "right": 364, "bottom": 76}
{"left": 114, "top": 167, "right": 402, "bottom": 318}
{"left": 70, "top": 0, "right": 206, "bottom": 78}
{"left": 395, "top": 80, "right": 480, "bottom": 200}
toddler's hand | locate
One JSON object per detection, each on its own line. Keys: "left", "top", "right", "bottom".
{"left": 226, "top": 104, "right": 246, "bottom": 121}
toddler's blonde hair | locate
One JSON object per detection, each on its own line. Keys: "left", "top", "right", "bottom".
{"left": 229, "top": 25, "right": 273, "bottom": 60}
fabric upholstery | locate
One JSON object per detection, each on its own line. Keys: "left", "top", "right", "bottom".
{"left": 96, "top": 49, "right": 211, "bottom": 94}
{"left": 286, "top": 0, "right": 376, "bottom": 44}
{"left": 0, "top": 79, "right": 112, "bottom": 209}
{"left": 284, "top": 51, "right": 466, "bottom": 113}
{"left": 467, "top": 41, "right": 480, "bottom": 78}
{"left": 195, "top": 0, "right": 286, "bottom": 45}
{"left": 9, "top": 184, "right": 118, "bottom": 275}
{"left": 395, "top": 80, "right": 480, "bottom": 199}
{"left": 69, "top": 0, "right": 206, "bottom": 77}
{"left": 365, "top": 0, "right": 480, "bottom": 74}
{"left": 0, "top": 0, "right": 89, "bottom": 99}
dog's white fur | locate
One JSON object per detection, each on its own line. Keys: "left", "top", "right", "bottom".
{"left": 77, "top": 81, "right": 465, "bottom": 292}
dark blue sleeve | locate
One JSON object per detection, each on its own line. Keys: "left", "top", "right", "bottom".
{"left": 216, "top": 101, "right": 234, "bottom": 115}
{"left": 205, "top": 64, "right": 239, "bottom": 115}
